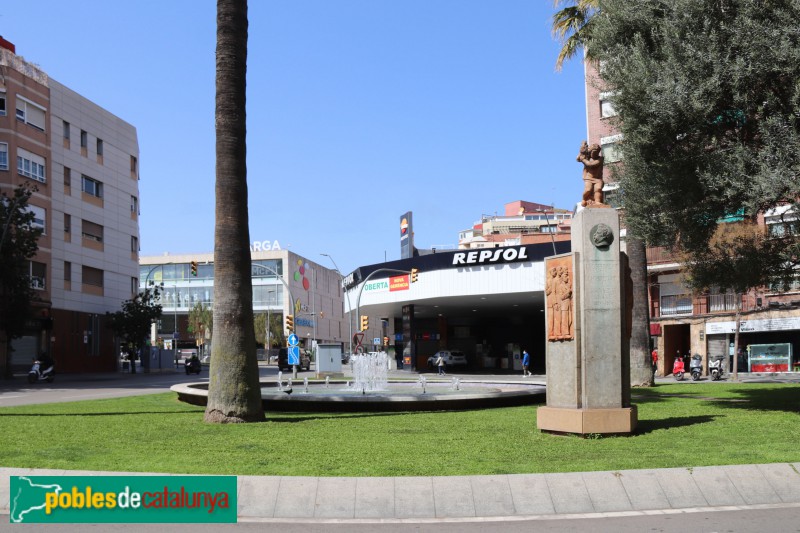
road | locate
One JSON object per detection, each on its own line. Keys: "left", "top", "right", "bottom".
{"left": 0, "top": 364, "right": 320, "bottom": 407}
{"left": 5, "top": 505, "right": 799, "bottom": 532}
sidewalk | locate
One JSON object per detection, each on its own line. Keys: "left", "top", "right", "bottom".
{"left": 2, "top": 463, "right": 800, "bottom": 521}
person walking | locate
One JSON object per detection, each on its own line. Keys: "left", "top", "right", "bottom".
{"left": 522, "top": 350, "right": 531, "bottom": 377}
{"left": 436, "top": 353, "right": 446, "bottom": 375}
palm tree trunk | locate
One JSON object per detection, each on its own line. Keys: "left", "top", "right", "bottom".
{"left": 627, "top": 236, "right": 653, "bottom": 387}
{"left": 205, "top": 0, "right": 264, "bottom": 423}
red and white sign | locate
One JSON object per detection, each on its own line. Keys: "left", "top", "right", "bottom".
{"left": 390, "top": 275, "right": 410, "bottom": 292}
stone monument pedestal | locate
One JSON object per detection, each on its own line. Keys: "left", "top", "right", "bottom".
{"left": 537, "top": 207, "right": 637, "bottom": 435}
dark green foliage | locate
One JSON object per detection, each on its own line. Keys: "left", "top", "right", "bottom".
{"left": 0, "top": 184, "right": 43, "bottom": 377}
{"left": 106, "top": 287, "right": 162, "bottom": 373}
{"left": 591, "top": 0, "right": 800, "bottom": 291}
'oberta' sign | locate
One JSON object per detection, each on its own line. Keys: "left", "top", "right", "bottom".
{"left": 452, "top": 247, "right": 529, "bottom": 265}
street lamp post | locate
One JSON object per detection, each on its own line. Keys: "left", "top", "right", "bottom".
{"left": 321, "top": 253, "right": 352, "bottom": 359}
{"left": 536, "top": 207, "right": 558, "bottom": 256}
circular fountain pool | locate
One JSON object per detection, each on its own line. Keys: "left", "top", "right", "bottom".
{"left": 172, "top": 379, "right": 545, "bottom": 412}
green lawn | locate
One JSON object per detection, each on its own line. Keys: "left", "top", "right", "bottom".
{"left": 1, "top": 383, "right": 798, "bottom": 477}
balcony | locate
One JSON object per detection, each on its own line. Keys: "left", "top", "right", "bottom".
{"left": 646, "top": 246, "right": 680, "bottom": 265}
{"left": 659, "top": 294, "right": 693, "bottom": 316}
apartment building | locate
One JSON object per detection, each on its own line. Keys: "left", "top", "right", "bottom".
{"left": 458, "top": 200, "right": 572, "bottom": 250}
{"left": 584, "top": 60, "right": 800, "bottom": 376}
{"left": 1, "top": 37, "right": 140, "bottom": 373}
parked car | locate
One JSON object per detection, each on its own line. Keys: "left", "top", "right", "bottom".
{"left": 427, "top": 350, "right": 468, "bottom": 369}
{"left": 277, "top": 347, "right": 311, "bottom": 371}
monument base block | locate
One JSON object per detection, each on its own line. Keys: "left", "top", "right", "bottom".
{"left": 537, "top": 405, "right": 638, "bottom": 435}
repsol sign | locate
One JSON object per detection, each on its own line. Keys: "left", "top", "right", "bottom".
{"left": 452, "top": 247, "right": 529, "bottom": 266}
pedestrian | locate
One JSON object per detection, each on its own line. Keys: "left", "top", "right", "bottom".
{"left": 651, "top": 349, "right": 658, "bottom": 375}
{"left": 522, "top": 350, "right": 531, "bottom": 377}
{"left": 436, "top": 353, "right": 446, "bottom": 375}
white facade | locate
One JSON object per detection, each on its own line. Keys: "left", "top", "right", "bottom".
{"left": 49, "top": 79, "right": 140, "bottom": 314}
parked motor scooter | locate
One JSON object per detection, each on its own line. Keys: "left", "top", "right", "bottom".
{"left": 185, "top": 356, "right": 202, "bottom": 375}
{"left": 689, "top": 354, "right": 703, "bottom": 381}
{"left": 709, "top": 355, "right": 725, "bottom": 381}
{"left": 28, "top": 359, "right": 55, "bottom": 384}
{"left": 672, "top": 356, "right": 685, "bottom": 381}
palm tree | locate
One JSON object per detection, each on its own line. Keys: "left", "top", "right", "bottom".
{"left": 551, "top": 0, "right": 598, "bottom": 71}
{"left": 204, "top": 0, "right": 264, "bottom": 423}
{"left": 551, "top": 0, "right": 654, "bottom": 386}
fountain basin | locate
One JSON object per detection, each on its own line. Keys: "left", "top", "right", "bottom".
{"left": 172, "top": 380, "right": 545, "bottom": 412}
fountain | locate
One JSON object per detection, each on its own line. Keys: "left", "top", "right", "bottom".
{"left": 348, "top": 352, "right": 388, "bottom": 392}
{"left": 172, "top": 351, "right": 545, "bottom": 412}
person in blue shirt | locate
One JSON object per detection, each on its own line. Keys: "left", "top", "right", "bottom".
{"left": 522, "top": 350, "right": 531, "bottom": 377}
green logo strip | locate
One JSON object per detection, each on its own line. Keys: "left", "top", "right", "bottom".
{"left": 10, "top": 475, "right": 237, "bottom": 523}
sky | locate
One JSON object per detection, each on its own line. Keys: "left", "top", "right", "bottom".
{"left": 3, "top": 1, "right": 588, "bottom": 275}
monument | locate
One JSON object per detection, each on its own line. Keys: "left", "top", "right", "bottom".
{"left": 536, "top": 142, "right": 637, "bottom": 435}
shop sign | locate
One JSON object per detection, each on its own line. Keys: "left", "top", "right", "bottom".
{"left": 249, "top": 240, "right": 281, "bottom": 252}
{"left": 452, "top": 246, "right": 529, "bottom": 266}
{"left": 363, "top": 280, "right": 390, "bottom": 293}
{"left": 389, "top": 275, "right": 409, "bottom": 291}
{"left": 705, "top": 315, "right": 800, "bottom": 334}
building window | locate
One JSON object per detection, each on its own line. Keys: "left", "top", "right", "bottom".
{"left": 64, "top": 261, "right": 72, "bottom": 282}
{"left": 82, "top": 265, "right": 104, "bottom": 288}
{"left": 80, "top": 130, "right": 88, "bottom": 148}
{"left": 81, "top": 219, "right": 104, "bottom": 243}
{"left": 64, "top": 213, "right": 71, "bottom": 233}
{"left": 131, "top": 195, "right": 138, "bottom": 214}
{"left": 29, "top": 261, "right": 46, "bottom": 290}
{"left": 131, "top": 235, "right": 139, "bottom": 253}
{"left": 28, "top": 205, "right": 46, "bottom": 233}
{"left": 599, "top": 92, "right": 617, "bottom": 118}
{"left": 17, "top": 148, "right": 46, "bottom": 183}
{"left": 131, "top": 277, "right": 138, "bottom": 295}
{"left": 96, "top": 138, "right": 103, "bottom": 156}
{"left": 0, "top": 142, "right": 7, "bottom": 171}
{"left": 64, "top": 166, "right": 71, "bottom": 187}
{"left": 600, "top": 133, "right": 624, "bottom": 164}
{"left": 130, "top": 155, "right": 138, "bottom": 176}
{"left": 0, "top": 90, "right": 6, "bottom": 116}
{"left": 15, "top": 96, "right": 46, "bottom": 131}
{"left": 81, "top": 175, "right": 103, "bottom": 198}
{"left": 63, "top": 120, "right": 70, "bottom": 140}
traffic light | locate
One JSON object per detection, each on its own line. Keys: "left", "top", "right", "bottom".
{"left": 411, "top": 268, "right": 419, "bottom": 283}
{"left": 383, "top": 336, "right": 389, "bottom": 346}
{"left": 360, "top": 315, "right": 369, "bottom": 331}
{"left": 190, "top": 261, "right": 198, "bottom": 277}
{"left": 286, "top": 314, "right": 294, "bottom": 331}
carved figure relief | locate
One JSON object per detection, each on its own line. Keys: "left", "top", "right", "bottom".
{"left": 545, "top": 257, "right": 574, "bottom": 341}
{"left": 577, "top": 140, "right": 605, "bottom": 207}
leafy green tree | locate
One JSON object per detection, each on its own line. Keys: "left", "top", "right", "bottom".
{"left": 0, "top": 184, "right": 43, "bottom": 379}
{"left": 205, "top": 0, "right": 264, "bottom": 423}
{"left": 589, "top": 0, "right": 800, "bottom": 380}
{"left": 551, "top": 0, "right": 653, "bottom": 386}
{"left": 188, "top": 302, "right": 213, "bottom": 349}
{"left": 254, "top": 312, "right": 285, "bottom": 349}
{"left": 106, "top": 286, "right": 162, "bottom": 374}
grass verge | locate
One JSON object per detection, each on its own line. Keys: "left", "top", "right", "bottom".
{"left": 1, "top": 383, "right": 798, "bottom": 477}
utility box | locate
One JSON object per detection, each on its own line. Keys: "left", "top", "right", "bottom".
{"left": 316, "top": 343, "right": 343, "bottom": 377}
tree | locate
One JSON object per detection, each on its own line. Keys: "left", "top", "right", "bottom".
{"left": 551, "top": 0, "right": 599, "bottom": 71}
{"left": 589, "top": 0, "right": 800, "bottom": 380}
{"left": 254, "top": 312, "right": 285, "bottom": 349}
{"left": 0, "top": 184, "right": 43, "bottom": 379}
{"left": 551, "top": 0, "right": 654, "bottom": 386}
{"left": 188, "top": 302, "right": 213, "bottom": 350}
{"left": 204, "top": 0, "right": 264, "bottom": 423}
{"left": 106, "top": 286, "right": 162, "bottom": 374}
